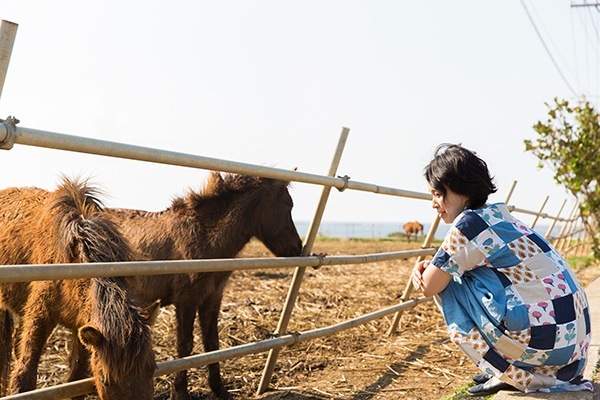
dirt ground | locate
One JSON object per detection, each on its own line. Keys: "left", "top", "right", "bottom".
{"left": 32, "top": 239, "right": 600, "bottom": 400}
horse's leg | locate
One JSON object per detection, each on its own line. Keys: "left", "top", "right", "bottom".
{"left": 171, "top": 303, "right": 196, "bottom": 400}
{"left": 67, "top": 334, "right": 91, "bottom": 381}
{"left": 66, "top": 333, "right": 91, "bottom": 400}
{"left": 198, "top": 284, "right": 230, "bottom": 400}
{"left": 9, "top": 313, "right": 55, "bottom": 393}
{"left": 0, "top": 310, "right": 14, "bottom": 396}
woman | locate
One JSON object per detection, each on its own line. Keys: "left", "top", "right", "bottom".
{"left": 412, "top": 144, "right": 592, "bottom": 396}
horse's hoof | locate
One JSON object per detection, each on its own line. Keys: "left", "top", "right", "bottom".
{"left": 169, "top": 388, "right": 191, "bottom": 400}
{"left": 215, "top": 390, "right": 232, "bottom": 400}
{"left": 210, "top": 382, "right": 232, "bottom": 399}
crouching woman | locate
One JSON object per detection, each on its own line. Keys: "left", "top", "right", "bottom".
{"left": 412, "top": 143, "right": 593, "bottom": 396}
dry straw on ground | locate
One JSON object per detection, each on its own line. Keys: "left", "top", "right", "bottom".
{"left": 31, "top": 239, "right": 599, "bottom": 400}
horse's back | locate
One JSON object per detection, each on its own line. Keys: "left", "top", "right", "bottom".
{"left": 403, "top": 221, "right": 423, "bottom": 237}
{"left": 104, "top": 207, "right": 203, "bottom": 266}
{"left": 0, "top": 187, "right": 49, "bottom": 264}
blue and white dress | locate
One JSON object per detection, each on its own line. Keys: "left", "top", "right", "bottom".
{"left": 432, "top": 203, "right": 592, "bottom": 392}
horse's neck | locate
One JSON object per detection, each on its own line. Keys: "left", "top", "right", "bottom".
{"left": 195, "top": 209, "right": 255, "bottom": 258}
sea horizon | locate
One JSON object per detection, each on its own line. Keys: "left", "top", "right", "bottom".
{"left": 295, "top": 220, "right": 558, "bottom": 240}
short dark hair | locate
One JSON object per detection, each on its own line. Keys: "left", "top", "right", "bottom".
{"left": 424, "top": 143, "right": 497, "bottom": 209}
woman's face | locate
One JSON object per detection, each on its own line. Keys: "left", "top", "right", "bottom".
{"left": 429, "top": 185, "right": 469, "bottom": 224}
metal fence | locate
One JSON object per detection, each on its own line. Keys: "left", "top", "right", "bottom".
{"left": 0, "top": 19, "right": 589, "bottom": 400}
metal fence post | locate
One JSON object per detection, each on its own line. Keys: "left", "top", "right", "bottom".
{"left": 0, "top": 20, "right": 17, "bottom": 103}
{"left": 256, "top": 127, "right": 350, "bottom": 395}
{"left": 530, "top": 195, "right": 549, "bottom": 230}
{"left": 545, "top": 199, "right": 567, "bottom": 239}
{"left": 555, "top": 202, "right": 579, "bottom": 251}
{"left": 505, "top": 180, "right": 517, "bottom": 203}
{"left": 387, "top": 213, "right": 440, "bottom": 336}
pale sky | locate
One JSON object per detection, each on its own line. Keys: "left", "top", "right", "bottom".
{"left": 1, "top": 1, "right": 596, "bottom": 226}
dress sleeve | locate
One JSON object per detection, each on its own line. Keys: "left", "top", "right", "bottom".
{"left": 431, "top": 211, "right": 489, "bottom": 277}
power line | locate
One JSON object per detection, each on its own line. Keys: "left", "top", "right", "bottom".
{"left": 570, "top": 1, "right": 600, "bottom": 7}
{"left": 529, "top": 0, "right": 582, "bottom": 90}
{"left": 572, "top": 2, "right": 600, "bottom": 101}
{"left": 520, "top": 0, "right": 579, "bottom": 97}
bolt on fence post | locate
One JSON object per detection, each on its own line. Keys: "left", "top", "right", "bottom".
{"left": 257, "top": 127, "right": 350, "bottom": 395}
{"left": 387, "top": 213, "right": 440, "bottom": 336}
{"left": 0, "top": 20, "right": 17, "bottom": 104}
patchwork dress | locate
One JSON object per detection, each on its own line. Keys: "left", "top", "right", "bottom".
{"left": 432, "top": 202, "right": 592, "bottom": 392}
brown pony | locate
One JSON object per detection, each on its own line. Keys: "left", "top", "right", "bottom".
{"left": 403, "top": 221, "right": 424, "bottom": 242}
{"left": 0, "top": 177, "right": 159, "bottom": 399}
{"left": 102, "top": 172, "right": 303, "bottom": 400}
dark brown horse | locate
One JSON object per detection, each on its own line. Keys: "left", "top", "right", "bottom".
{"left": 0, "top": 177, "right": 159, "bottom": 399}
{"left": 103, "top": 171, "right": 303, "bottom": 400}
{"left": 403, "top": 221, "right": 423, "bottom": 242}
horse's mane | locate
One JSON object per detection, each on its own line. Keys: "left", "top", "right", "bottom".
{"left": 89, "top": 278, "right": 155, "bottom": 383}
{"left": 170, "top": 172, "right": 289, "bottom": 212}
{"left": 48, "top": 176, "right": 155, "bottom": 382}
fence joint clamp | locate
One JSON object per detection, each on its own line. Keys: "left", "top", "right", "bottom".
{"left": 287, "top": 331, "right": 301, "bottom": 346}
{"left": 0, "top": 116, "right": 19, "bottom": 150}
{"left": 336, "top": 175, "right": 350, "bottom": 192}
{"left": 311, "top": 253, "right": 326, "bottom": 270}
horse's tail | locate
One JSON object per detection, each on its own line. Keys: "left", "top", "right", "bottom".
{"left": 0, "top": 309, "right": 14, "bottom": 396}
{"left": 48, "top": 176, "right": 136, "bottom": 264}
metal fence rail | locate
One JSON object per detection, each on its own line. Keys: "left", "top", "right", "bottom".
{"left": 0, "top": 296, "right": 431, "bottom": 400}
{"left": 0, "top": 248, "right": 437, "bottom": 283}
{"left": 0, "top": 121, "right": 431, "bottom": 201}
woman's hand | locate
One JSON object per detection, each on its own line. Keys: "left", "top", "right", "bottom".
{"left": 412, "top": 259, "right": 431, "bottom": 292}
{"left": 411, "top": 259, "right": 452, "bottom": 297}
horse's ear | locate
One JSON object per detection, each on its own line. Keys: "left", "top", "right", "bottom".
{"left": 78, "top": 325, "right": 105, "bottom": 349}
{"left": 201, "top": 171, "right": 225, "bottom": 197}
{"left": 143, "top": 300, "right": 162, "bottom": 326}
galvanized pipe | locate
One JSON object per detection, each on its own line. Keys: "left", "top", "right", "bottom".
{"left": 5, "top": 125, "right": 577, "bottom": 223}
{"left": 0, "top": 20, "right": 17, "bottom": 103}
{"left": 508, "top": 205, "right": 573, "bottom": 222}
{"left": 0, "top": 379, "right": 95, "bottom": 400}
{"left": 258, "top": 127, "right": 349, "bottom": 394}
{"left": 504, "top": 180, "right": 517, "bottom": 203}
{"left": 159, "top": 296, "right": 430, "bottom": 376}
{"left": 0, "top": 296, "right": 430, "bottom": 400}
{"left": 545, "top": 199, "right": 567, "bottom": 238}
{"left": 0, "top": 249, "right": 437, "bottom": 283}
{"left": 0, "top": 121, "right": 7, "bottom": 143}
{"left": 555, "top": 201, "right": 579, "bottom": 251}
{"left": 4, "top": 124, "right": 431, "bottom": 201}
{"left": 530, "top": 195, "right": 549, "bottom": 229}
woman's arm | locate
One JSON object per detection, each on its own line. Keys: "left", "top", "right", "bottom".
{"left": 412, "top": 259, "right": 452, "bottom": 297}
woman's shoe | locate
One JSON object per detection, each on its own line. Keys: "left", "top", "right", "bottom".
{"left": 468, "top": 377, "right": 516, "bottom": 397}
{"left": 472, "top": 373, "right": 492, "bottom": 384}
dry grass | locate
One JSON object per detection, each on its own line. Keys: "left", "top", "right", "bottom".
{"left": 29, "top": 239, "right": 600, "bottom": 399}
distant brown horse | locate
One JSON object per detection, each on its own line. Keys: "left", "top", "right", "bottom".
{"left": 0, "top": 177, "right": 159, "bottom": 399}
{"left": 102, "top": 172, "right": 303, "bottom": 400}
{"left": 403, "top": 221, "right": 424, "bottom": 242}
